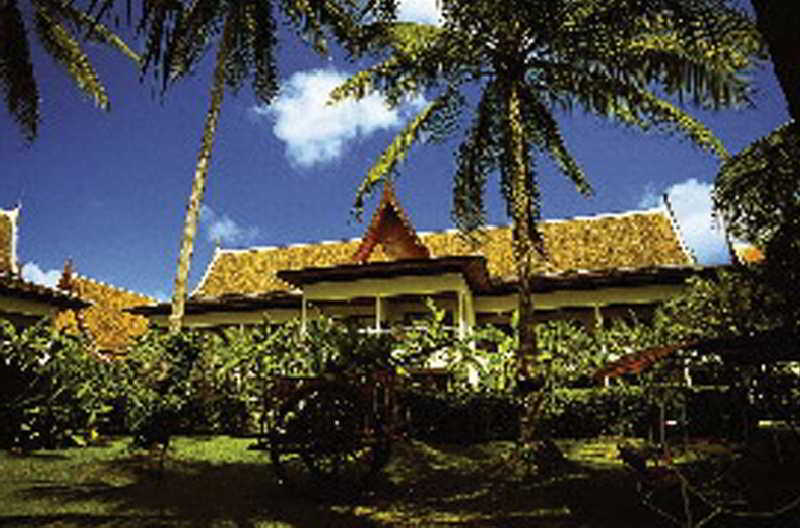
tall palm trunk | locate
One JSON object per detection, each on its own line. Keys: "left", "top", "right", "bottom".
{"left": 505, "top": 77, "right": 538, "bottom": 379}
{"left": 505, "top": 76, "right": 547, "bottom": 446}
{"left": 168, "top": 19, "right": 231, "bottom": 334}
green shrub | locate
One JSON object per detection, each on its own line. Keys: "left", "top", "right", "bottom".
{"left": 400, "top": 388, "right": 521, "bottom": 443}
{"left": 536, "top": 387, "right": 657, "bottom": 438}
{"left": 0, "top": 320, "right": 117, "bottom": 450}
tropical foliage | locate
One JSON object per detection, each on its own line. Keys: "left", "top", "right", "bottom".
{"left": 657, "top": 268, "right": 792, "bottom": 340}
{"left": 712, "top": 2, "right": 800, "bottom": 326}
{"left": 0, "top": 320, "right": 114, "bottom": 450}
{"left": 713, "top": 121, "right": 800, "bottom": 326}
{"left": 714, "top": 122, "right": 800, "bottom": 250}
{"left": 0, "top": 0, "right": 139, "bottom": 141}
{"left": 332, "top": 0, "right": 764, "bottom": 379}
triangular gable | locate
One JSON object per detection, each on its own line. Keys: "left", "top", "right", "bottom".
{"left": 352, "top": 182, "right": 430, "bottom": 263}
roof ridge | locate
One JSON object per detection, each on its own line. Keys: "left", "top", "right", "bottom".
{"left": 418, "top": 207, "right": 668, "bottom": 236}
{"left": 537, "top": 206, "right": 667, "bottom": 225}
{"left": 211, "top": 236, "right": 364, "bottom": 254}
{"left": 72, "top": 272, "right": 157, "bottom": 303}
{"left": 0, "top": 271, "right": 87, "bottom": 301}
{"left": 659, "top": 195, "right": 696, "bottom": 265}
{"left": 191, "top": 246, "right": 222, "bottom": 297}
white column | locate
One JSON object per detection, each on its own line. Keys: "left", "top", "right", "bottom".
{"left": 465, "top": 288, "right": 475, "bottom": 334}
{"left": 375, "top": 296, "right": 384, "bottom": 333}
{"left": 593, "top": 304, "right": 604, "bottom": 332}
{"left": 457, "top": 287, "right": 476, "bottom": 340}
{"left": 301, "top": 293, "right": 308, "bottom": 335}
{"left": 458, "top": 289, "right": 465, "bottom": 339}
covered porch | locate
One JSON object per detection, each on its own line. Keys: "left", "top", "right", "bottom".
{"left": 277, "top": 255, "right": 490, "bottom": 339}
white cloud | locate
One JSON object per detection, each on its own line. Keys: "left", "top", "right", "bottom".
{"left": 149, "top": 290, "right": 170, "bottom": 303}
{"left": 199, "top": 205, "right": 260, "bottom": 246}
{"left": 638, "top": 183, "right": 661, "bottom": 209}
{"left": 639, "top": 178, "right": 729, "bottom": 264}
{"left": 254, "top": 69, "right": 426, "bottom": 168}
{"left": 21, "top": 262, "right": 62, "bottom": 289}
{"left": 397, "top": 0, "right": 443, "bottom": 24}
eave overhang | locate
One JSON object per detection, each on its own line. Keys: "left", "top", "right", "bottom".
{"left": 278, "top": 255, "right": 492, "bottom": 293}
{"left": 127, "top": 291, "right": 301, "bottom": 316}
{"left": 489, "top": 265, "right": 715, "bottom": 295}
{"left": 0, "top": 273, "right": 91, "bottom": 311}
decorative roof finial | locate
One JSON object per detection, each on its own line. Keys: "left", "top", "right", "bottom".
{"left": 58, "top": 259, "right": 75, "bottom": 291}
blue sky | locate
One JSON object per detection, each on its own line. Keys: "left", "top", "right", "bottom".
{"left": 3, "top": 0, "right": 790, "bottom": 301}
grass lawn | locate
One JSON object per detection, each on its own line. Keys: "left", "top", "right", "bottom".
{"left": 0, "top": 435, "right": 796, "bottom": 527}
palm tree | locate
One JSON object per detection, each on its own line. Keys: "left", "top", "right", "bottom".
{"left": 131, "top": 0, "right": 395, "bottom": 333}
{"left": 1, "top": 0, "right": 140, "bottom": 141}
{"left": 332, "top": 0, "right": 762, "bottom": 385}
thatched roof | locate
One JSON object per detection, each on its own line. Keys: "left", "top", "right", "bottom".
{"left": 193, "top": 207, "right": 693, "bottom": 299}
{"left": 55, "top": 262, "right": 155, "bottom": 353}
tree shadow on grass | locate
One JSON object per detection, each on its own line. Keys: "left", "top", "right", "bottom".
{"left": 12, "top": 438, "right": 782, "bottom": 528}
{"left": 4, "top": 439, "right": 622, "bottom": 528}
{"left": 8, "top": 450, "right": 382, "bottom": 528}
{"left": 352, "top": 440, "right": 604, "bottom": 527}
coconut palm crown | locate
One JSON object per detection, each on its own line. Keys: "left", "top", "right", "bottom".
{"left": 331, "top": 0, "right": 764, "bottom": 378}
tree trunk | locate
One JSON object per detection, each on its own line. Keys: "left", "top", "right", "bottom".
{"left": 504, "top": 74, "right": 549, "bottom": 450}
{"left": 505, "top": 78, "right": 538, "bottom": 381}
{"left": 168, "top": 19, "right": 231, "bottom": 334}
{"left": 751, "top": 0, "right": 800, "bottom": 121}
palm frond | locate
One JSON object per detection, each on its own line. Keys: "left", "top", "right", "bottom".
{"left": 137, "top": 0, "right": 181, "bottom": 78}
{"left": 520, "top": 85, "right": 592, "bottom": 197}
{"left": 618, "top": 14, "right": 762, "bottom": 109}
{"left": 330, "top": 55, "right": 418, "bottom": 107}
{"left": 166, "top": 0, "right": 223, "bottom": 82}
{"left": 33, "top": 3, "right": 109, "bottom": 110}
{"left": 352, "top": 96, "right": 445, "bottom": 219}
{"left": 632, "top": 87, "right": 728, "bottom": 159}
{"left": 577, "top": 0, "right": 756, "bottom": 46}
{"left": 283, "top": 0, "right": 398, "bottom": 58}
{"left": 50, "top": 0, "right": 142, "bottom": 66}
{"left": 329, "top": 22, "right": 456, "bottom": 108}
{"left": 546, "top": 64, "right": 728, "bottom": 159}
{"left": 245, "top": 0, "right": 278, "bottom": 103}
{"left": 0, "top": 0, "right": 39, "bottom": 140}
{"left": 452, "top": 81, "right": 501, "bottom": 233}
{"left": 282, "top": 0, "right": 361, "bottom": 55}
{"left": 384, "top": 21, "right": 442, "bottom": 55}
